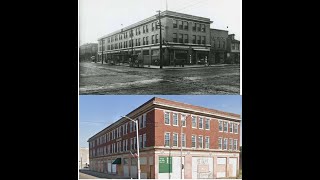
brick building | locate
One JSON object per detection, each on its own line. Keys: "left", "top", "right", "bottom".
{"left": 97, "top": 11, "right": 212, "bottom": 66}
{"left": 79, "top": 43, "right": 98, "bottom": 62}
{"left": 227, "top": 34, "right": 240, "bottom": 64}
{"left": 210, "top": 29, "right": 229, "bottom": 64}
{"left": 88, "top": 97, "right": 241, "bottom": 179}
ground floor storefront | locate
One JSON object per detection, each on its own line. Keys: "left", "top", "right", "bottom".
{"left": 89, "top": 149, "right": 240, "bottom": 179}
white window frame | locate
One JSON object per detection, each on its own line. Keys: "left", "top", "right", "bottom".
{"left": 139, "top": 116, "right": 143, "bottom": 129}
{"left": 198, "top": 135, "right": 203, "bottom": 148}
{"left": 192, "top": 116, "right": 197, "bottom": 128}
{"left": 223, "top": 138, "right": 228, "bottom": 150}
{"left": 218, "top": 137, "right": 222, "bottom": 150}
{"left": 173, "top": 113, "right": 178, "bottom": 126}
{"left": 219, "top": 121, "right": 223, "bottom": 132}
{"left": 164, "top": 112, "right": 170, "bottom": 125}
{"left": 191, "top": 135, "right": 196, "bottom": 148}
{"left": 234, "top": 124, "right": 239, "bottom": 134}
{"left": 205, "top": 136, "right": 210, "bottom": 149}
{"left": 143, "top": 133, "right": 146, "bottom": 148}
{"left": 233, "top": 139, "right": 238, "bottom": 150}
{"left": 229, "top": 138, "right": 233, "bottom": 150}
{"left": 205, "top": 118, "right": 210, "bottom": 130}
{"left": 173, "top": 133, "right": 178, "bottom": 147}
{"left": 198, "top": 117, "right": 203, "bottom": 129}
{"left": 164, "top": 132, "right": 170, "bottom": 147}
{"left": 181, "top": 114, "right": 186, "bottom": 127}
{"left": 229, "top": 122, "right": 233, "bottom": 133}
{"left": 223, "top": 122, "right": 228, "bottom": 132}
{"left": 181, "top": 133, "right": 186, "bottom": 148}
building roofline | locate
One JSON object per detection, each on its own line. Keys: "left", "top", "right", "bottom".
{"left": 210, "top": 28, "right": 228, "bottom": 32}
{"left": 87, "top": 97, "right": 240, "bottom": 142}
{"left": 98, "top": 10, "right": 212, "bottom": 41}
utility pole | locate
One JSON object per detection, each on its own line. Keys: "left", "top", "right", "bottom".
{"left": 156, "top": 10, "right": 163, "bottom": 69}
{"left": 101, "top": 39, "right": 104, "bottom": 64}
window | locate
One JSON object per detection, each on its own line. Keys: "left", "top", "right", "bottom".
{"left": 223, "top": 41, "right": 225, "bottom": 48}
{"left": 130, "top": 138, "right": 133, "bottom": 150}
{"left": 229, "top": 122, "right": 233, "bottom": 133}
{"left": 143, "top": 114, "right": 146, "bottom": 128}
{"left": 125, "top": 123, "right": 128, "bottom": 134}
{"left": 205, "top": 118, "right": 210, "bottom": 130}
{"left": 179, "top": 34, "right": 183, "bottom": 43}
{"left": 223, "top": 138, "right": 228, "bottom": 150}
{"left": 224, "top": 122, "right": 228, "bottom": 132}
{"left": 173, "top": 19, "right": 177, "bottom": 28}
{"left": 232, "top": 44, "right": 235, "bottom": 50}
{"left": 178, "top": 20, "right": 183, "bottom": 29}
{"left": 133, "top": 121, "right": 136, "bottom": 131}
{"left": 173, "top": 33, "right": 177, "bottom": 43}
{"left": 192, "top": 116, "right": 197, "bottom": 128}
{"left": 122, "top": 140, "right": 125, "bottom": 152}
{"left": 234, "top": 124, "right": 239, "bottom": 134}
{"left": 198, "top": 135, "right": 203, "bottom": 148}
{"left": 126, "top": 139, "right": 128, "bottom": 151}
{"left": 229, "top": 138, "right": 233, "bottom": 150}
{"left": 165, "top": 132, "right": 170, "bottom": 147}
{"left": 198, "top": 117, "right": 203, "bottom": 129}
{"left": 139, "top": 135, "right": 143, "bottom": 148}
{"left": 152, "top": 35, "right": 154, "bottom": 44}
{"left": 152, "top": 22, "right": 154, "bottom": 31}
{"left": 192, "top": 135, "right": 196, "bottom": 148}
{"left": 130, "top": 121, "right": 133, "bottom": 132}
{"left": 205, "top": 137, "right": 210, "bottom": 149}
{"left": 193, "top": 23, "right": 196, "bottom": 31}
{"left": 233, "top": 139, "right": 238, "bottom": 150}
{"left": 146, "top": 36, "right": 149, "bottom": 45}
{"left": 197, "top": 36, "right": 201, "bottom": 44}
{"left": 136, "top": 28, "right": 138, "bottom": 35}
{"left": 143, "top": 133, "right": 146, "bottom": 148}
{"left": 134, "top": 137, "right": 137, "bottom": 150}
{"left": 184, "top": 21, "right": 188, "bottom": 30}
{"left": 202, "top": 36, "right": 206, "bottom": 44}
{"left": 139, "top": 116, "right": 143, "bottom": 129}
{"left": 143, "top": 26, "right": 145, "bottom": 33}
{"left": 173, "top": 133, "right": 178, "bottom": 147}
{"left": 218, "top": 137, "right": 222, "bottom": 149}
{"left": 181, "top": 114, "right": 186, "bottom": 127}
{"left": 184, "top": 34, "right": 188, "bottom": 43}
{"left": 146, "top": 24, "right": 148, "bottom": 33}
{"left": 181, "top": 133, "right": 186, "bottom": 147}
{"left": 155, "top": 34, "right": 159, "bottom": 43}
{"left": 192, "top": 35, "right": 196, "bottom": 44}
{"left": 197, "top": 24, "right": 201, "bottom": 31}
{"left": 173, "top": 113, "right": 178, "bottom": 126}
{"left": 164, "top": 112, "right": 170, "bottom": 125}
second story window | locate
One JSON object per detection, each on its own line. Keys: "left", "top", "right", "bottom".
{"left": 146, "top": 24, "right": 148, "bottom": 33}
{"left": 192, "top": 35, "right": 196, "bottom": 44}
{"left": 233, "top": 139, "right": 238, "bottom": 150}
{"left": 197, "top": 36, "right": 201, "bottom": 44}
{"left": 165, "top": 132, "right": 170, "bottom": 147}
{"left": 223, "top": 138, "right": 228, "bottom": 150}
{"left": 143, "top": 133, "right": 146, "bottom": 148}
{"left": 179, "top": 34, "right": 183, "bottom": 43}
{"left": 229, "top": 138, "right": 233, "bottom": 150}
{"left": 182, "top": 133, "right": 186, "bottom": 147}
{"left": 146, "top": 36, "right": 149, "bottom": 45}
{"left": 192, "top": 116, "right": 197, "bottom": 128}
{"left": 197, "top": 24, "right": 201, "bottom": 31}
{"left": 202, "top": 36, "right": 206, "bottom": 44}
{"left": 205, "top": 137, "right": 210, "bottom": 149}
{"left": 198, "top": 117, "right": 203, "bottom": 129}
{"left": 156, "top": 34, "right": 159, "bottom": 43}
{"left": 173, "top": 33, "right": 177, "bottom": 43}
{"left": 193, "top": 23, "right": 196, "bottom": 31}
{"left": 184, "top": 34, "right": 188, "bottom": 43}
{"left": 152, "top": 35, "right": 155, "bottom": 44}
{"left": 143, "top": 26, "right": 145, "bottom": 33}
{"left": 164, "top": 112, "right": 170, "bottom": 125}
{"left": 218, "top": 137, "right": 222, "bottom": 149}
{"left": 143, "top": 114, "right": 146, "bottom": 128}
{"left": 143, "top": 37, "right": 145, "bottom": 45}
{"left": 173, "top": 113, "right": 178, "bottom": 126}
{"left": 201, "top": 24, "right": 206, "bottom": 32}
{"left": 198, "top": 135, "right": 203, "bottom": 148}
{"left": 229, "top": 122, "right": 233, "bottom": 133}
{"left": 173, "top": 133, "right": 178, "bottom": 147}
{"left": 173, "top": 19, "right": 177, "bottom": 28}
{"left": 192, "top": 135, "right": 196, "bottom": 148}
{"left": 181, "top": 114, "right": 186, "bottom": 127}
{"left": 184, "top": 21, "right": 188, "bottom": 30}
{"left": 152, "top": 22, "right": 155, "bottom": 31}
{"left": 179, "top": 20, "right": 183, "bottom": 29}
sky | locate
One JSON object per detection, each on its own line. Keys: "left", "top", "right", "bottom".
{"left": 79, "top": 95, "right": 242, "bottom": 148}
{"left": 79, "top": 0, "right": 241, "bottom": 45}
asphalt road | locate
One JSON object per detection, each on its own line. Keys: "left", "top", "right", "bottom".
{"left": 79, "top": 172, "right": 98, "bottom": 179}
{"left": 79, "top": 62, "right": 240, "bottom": 94}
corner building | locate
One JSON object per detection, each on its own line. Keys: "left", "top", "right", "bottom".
{"left": 88, "top": 97, "right": 241, "bottom": 179}
{"left": 98, "top": 11, "right": 212, "bottom": 66}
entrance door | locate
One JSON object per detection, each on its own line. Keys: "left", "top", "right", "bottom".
{"left": 228, "top": 158, "right": 237, "bottom": 177}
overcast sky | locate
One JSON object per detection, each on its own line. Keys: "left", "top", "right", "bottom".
{"left": 79, "top": 0, "right": 241, "bottom": 45}
{"left": 79, "top": 95, "right": 242, "bottom": 148}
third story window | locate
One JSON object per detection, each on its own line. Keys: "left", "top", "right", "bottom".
{"left": 164, "top": 112, "right": 170, "bottom": 124}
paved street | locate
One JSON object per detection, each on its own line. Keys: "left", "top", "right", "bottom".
{"left": 79, "top": 62, "right": 240, "bottom": 94}
{"left": 79, "top": 171, "right": 99, "bottom": 179}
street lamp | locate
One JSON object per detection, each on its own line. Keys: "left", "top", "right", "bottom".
{"left": 121, "top": 115, "right": 141, "bottom": 179}
{"left": 181, "top": 114, "right": 191, "bottom": 179}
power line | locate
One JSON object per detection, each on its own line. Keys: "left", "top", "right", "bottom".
{"left": 174, "top": 0, "right": 209, "bottom": 12}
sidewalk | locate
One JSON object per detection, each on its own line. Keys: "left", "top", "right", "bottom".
{"left": 79, "top": 169, "right": 128, "bottom": 179}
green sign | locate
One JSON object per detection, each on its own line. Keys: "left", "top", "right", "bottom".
{"left": 159, "top": 157, "right": 172, "bottom": 173}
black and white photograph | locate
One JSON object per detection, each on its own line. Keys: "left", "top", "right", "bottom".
{"left": 79, "top": 0, "right": 241, "bottom": 95}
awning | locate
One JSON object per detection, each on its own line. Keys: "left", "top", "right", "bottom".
{"left": 193, "top": 48, "right": 210, "bottom": 51}
{"left": 112, "top": 158, "right": 121, "bottom": 164}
